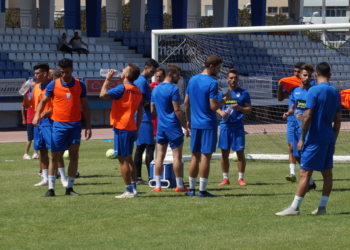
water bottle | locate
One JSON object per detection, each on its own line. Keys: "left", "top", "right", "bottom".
{"left": 294, "top": 109, "right": 303, "bottom": 128}
{"left": 100, "top": 69, "right": 122, "bottom": 78}
{"left": 19, "top": 78, "right": 34, "bottom": 95}
{"left": 223, "top": 106, "right": 233, "bottom": 122}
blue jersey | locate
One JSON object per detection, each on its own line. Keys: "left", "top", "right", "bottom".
{"left": 218, "top": 87, "right": 251, "bottom": 129}
{"left": 305, "top": 82, "right": 341, "bottom": 144}
{"left": 134, "top": 75, "right": 152, "bottom": 123}
{"left": 186, "top": 74, "right": 218, "bottom": 129}
{"left": 290, "top": 86, "right": 311, "bottom": 132}
{"left": 45, "top": 78, "right": 87, "bottom": 128}
{"left": 151, "top": 82, "right": 181, "bottom": 132}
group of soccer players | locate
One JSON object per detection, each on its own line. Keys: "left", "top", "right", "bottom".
{"left": 26, "top": 53, "right": 342, "bottom": 215}
{"left": 24, "top": 59, "right": 92, "bottom": 197}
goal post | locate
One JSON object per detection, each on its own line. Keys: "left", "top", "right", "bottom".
{"left": 151, "top": 23, "right": 350, "bottom": 162}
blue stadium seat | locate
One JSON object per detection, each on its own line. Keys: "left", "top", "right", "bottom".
{"left": 108, "top": 31, "right": 116, "bottom": 38}
{"left": 229, "top": 48, "right": 236, "bottom": 55}
{"left": 1, "top": 53, "right": 9, "bottom": 61}
{"left": 253, "top": 65, "right": 259, "bottom": 72}
{"left": 123, "top": 31, "right": 130, "bottom": 38}
{"left": 129, "top": 38, "right": 137, "bottom": 49}
{"left": 130, "top": 32, "right": 137, "bottom": 38}
{"left": 29, "top": 71, "right": 34, "bottom": 77}
{"left": 115, "top": 31, "right": 123, "bottom": 40}
{"left": 242, "top": 48, "right": 249, "bottom": 56}
{"left": 15, "top": 62, "right": 23, "bottom": 69}
{"left": 137, "top": 46, "right": 145, "bottom": 54}
{"left": 145, "top": 39, "right": 151, "bottom": 46}
{"left": 251, "top": 57, "right": 257, "bottom": 64}
{"left": 144, "top": 31, "right": 151, "bottom": 39}
{"left": 137, "top": 39, "right": 144, "bottom": 46}
{"left": 21, "top": 71, "right": 29, "bottom": 79}
{"left": 257, "top": 57, "right": 263, "bottom": 64}
{"left": 144, "top": 46, "right": 151, "bottom": 57}
{"left": 5, "top": 71, "right": 13, "bottom": 78}
{"left": 0, "top": 61, "right": 6, "bottom": 70}
{"left": 137, "top": 31, "right": 144, "bottom": 39}
{"left": 6, "top": 62, "right": 15, "bottom": 70}
{"left": 13, "top": 71, "right": 21, "bottom": 78}
{"left": 123, "top": 38, "right": 130, "bottom": 46}
{"left": 234, "top": 41, "right": 241, "bottom": 48}
{"left": 0, "top": 71, "right": 4, "bottom": 78}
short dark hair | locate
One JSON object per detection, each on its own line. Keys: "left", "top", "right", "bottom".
{"left": 316, "top": 62, "right": 331, "bottom": 78}
{"left": 300, "top": 64, "right": 314, "bottom": 73}
{"left": 58, "top": 58, "right": 73, "bottom": 69}
{"left": 156, "top": 68, "right": 165, "bottom": 76}
{"left": 53, "top": 70, "right": 62, "bottom": 80}
{"left": 145, "top": 59, "right": 159, "bottom": 68}
{"left": 127, "top": 62, "right": 140, "bottom": 82}
{"left": 165, "top": 64, "right": 181, "bottom": 75}
{"left": 294, "top": 62, "right": 305, "bottom": 69}
{"left": 227, "top": 68, "right": 239, "bottom": 77}
{"left": 33, "top": 63, "right": 49, "bottom": 73}
{"left": 204, "top": 55, "right": 222, "bottom": 68}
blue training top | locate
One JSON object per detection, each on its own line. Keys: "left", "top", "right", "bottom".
{"left": 134, "top": 75, "right": 152, "bottom": 123}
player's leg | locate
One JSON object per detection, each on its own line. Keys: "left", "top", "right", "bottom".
{"left": 24, "top": 123, "right": 34, "bottom": 159}
{"left": 145, "top": 144, "right": 155, "bottom": 180}
{"left": 34, "top": 147, "right": 49, "bottom": 186}
{"left": 57, "top": 156, "right": 67, "bottom": 187}
{"left": 116, "top": 155, "right": 134, "bottom": 197}
{"left": 236, "top": 150, "right": 247, "bottom": 186}
{"left": 169, "top": 133, "right": 187, "bottom": 192}
{"left": 286, "top": 122, "right": 297, "bottom": 179}
{"left": 233, "top": 127, "right": 247, "bottom": 186}
{"left": 218, "top": 129, "right": 230, "bottom": 185}
{"left": 65, "top": 143, "right": 80, "bottom": 195}
{"left": 153, "top": 142, "right": 167, "bottom": 192}
{"left": 134, "top": 144, "right": 147, "bottom": 183}
{"left": 186, "top": 128, "right": 201, "bottom": 196}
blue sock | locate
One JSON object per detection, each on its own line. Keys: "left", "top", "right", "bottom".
{"left": 126, "top": 185, "right": 133, "bottom": 192}
{"left": 131, "top": 182, "right": 137, "bottom": 190}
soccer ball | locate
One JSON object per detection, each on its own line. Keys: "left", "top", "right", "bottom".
{"left": 63, "top": 150, "right": 69, "bottom": 160}
{"left": 106, "top": 149, "right": 117, "bottom": 159}
{"left": 231, "top": 152, "right": 238, "bottom": 161}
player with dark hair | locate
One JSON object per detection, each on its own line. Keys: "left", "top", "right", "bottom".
{"left": 24, "top": 63, "right": 67, "bottom": 187}
{"left": 277, "top": 62, "right": 307, "bottom": 182}
{"left": 151, "top": 64, "right": 190, "bottom": 192}
{"left": 33, "top": 58, "right": 92, "bottom": 197}
{"left": 100, "top": 63, "right": 143, "bottom": 198}
{"left": 133, "top": 59, "right": 159, "bottom": 185}
{"left": 184, "top": 55, "right": 231, "bottom": 197}
{"left": 149, "top": 68, "right": 165, "bottom": 91}
{"left": 276, "top": 62, "right": 342, "bottom": 216}
{"left": 217, "top": 68, "right": 251, "bottom": 186}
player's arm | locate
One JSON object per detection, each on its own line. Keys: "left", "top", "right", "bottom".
{"left": 277, "top": 81, "right": 289, "bottom": 101}
{"left": 21, "top": 105, "right": 26, "bottom": 126}
{"left": 210, "top": 91, "right": 231, "bottom": 111}
{"left": 232, "top": 102, "right": 252, "bottom": 114}
{"left": 135, "top": 104, "right": 143, "bottom": 141}
{"left": 184, "top": 94, "right": 191, "bottom": 128}
{"left": 150, "top": 102, "right": 156, "bottom": 114}
{"left": 32, "top": 96, "right": 51, "bottom": 126}
{"left": 333, "top": 112, "right": 342, "bottom": 140}
{"left": 100, "top": 70, "right": 116, "bottom": 99}
{"left": 23, "top": 92, "right": 32, "bottom": 108}
{"left": 81, "top": 97, "right": 92, "bottom": 140}
{"left": 297, "top": 108, "right": 313, "bottom": 151}
{"left": 284, "top": 103, "right": 295, "bottom": 119}
{"left": 142, "top": 93, "right": 151, "bottom": 109}
{"left": 173, "top": 101, "right": 189, "bottom": 137}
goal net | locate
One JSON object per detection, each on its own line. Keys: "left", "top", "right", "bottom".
{"left": 152, "top": 23, "right": 350, "bottom": 162}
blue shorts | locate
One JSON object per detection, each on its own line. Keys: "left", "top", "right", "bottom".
{"left": 156, "top": 129, "right": 184, "bottom": 149}
{"left": 301, "top": 142, "right": 335, "bottom": 172}
{"left": 190, "top": 128, "right": 217, "bottom": 154}
{"left": 114, "top": 129, "right": 136, "bottom": 157}
{"left": 293, "top": 130, "right": 301, "bottom": 158}
{"left": 136, "top": 122, "right": 154, "bottom": 146}
{"left": 218, "top": 127, "right": 245, "bottom": 151}
{"left": 51, "top": 127, "right": 81, "bottom": 152}
{"left": 26, "top": 123, "right": 34, "bottom": 141}
{"left": 286, "top": 121, "right": 294, "bottom": 143}
{"left": 33, "top": 125, "right": 52, "bottom": 150}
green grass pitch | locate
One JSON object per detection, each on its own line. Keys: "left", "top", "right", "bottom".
{"left": 1, "top": 138, "right": 350, "bottom": 249}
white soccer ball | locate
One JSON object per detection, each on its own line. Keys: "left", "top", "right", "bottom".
{"left": 106, "top": 149, "right": 117, "bottom": 159}
{"left": 63, "top": 150, "right": 69, "bottom": 160}
{"left": 231, "top": 151, "right": 238, "bottom": 161}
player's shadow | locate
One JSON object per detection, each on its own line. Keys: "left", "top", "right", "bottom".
{"left": 79, "top": 175, "right": 116, "bottom": 179}
{"left": 206, "top": 188, "right": 238, "bottom": 191}
{"left": 138, "top": 194, "right": 188, "bottom": 198}
{"left": 333, "top": 179, "right": 350, "bottom": 181}
{"left": 219, "top": 193, "right": 293, "bottom": 197}
{"left": 74, "top": 182, "right": 113, "bottom": 186}
{"left": 332, "top": 212, "right": 350, "bottom": 215}
{"left": 83, "top": 192, "right": 118, "bottom": 196}
{"left": 249, "top": 183, "right": 290, "bottom": 186}
{"left": 332, "top": 188, "right": 350, "bottom": 192}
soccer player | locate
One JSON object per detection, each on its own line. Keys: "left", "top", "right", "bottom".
{"left": 184, "top": 55, "right": 231, "bottom": 198}
{"left": 100, "top": 64, "right": 143, "bottom": 198}
{"left": 150, "top": 64, "right": 189, "bottom": 192}
{"left": 217, "top": 68, "right": 251, "bottom": 186}
{"left": 33, "top": 58, "right": 92, "bottom": 197}
{"left": 133, "top": 59, "right": 159, "bottom": 185}
{"left": 276, "top": 62, "right": 342, "bottom": 216}
{"left": 283, "top": 64, "right": 316, "bottom": 190}
{"left": 24, "top": 63, "right": 67, "bottom": 187}
{"left": 277, "top": 62, "right": 305, "bottom": 182}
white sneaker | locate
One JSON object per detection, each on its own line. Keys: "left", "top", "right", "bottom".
{"left": 115, "top": 192, "right": 135, "bottom": 198}
{"left": 61, "top": 179, "right": 68, "bottom": 187}
{"left": 312, "top": 206, "right": 326, "bottom": 215}
{"left": 32, "top": 153, "right": 39, "bottom": 159}
{"left": 34, "top": 179, "right": 48, "bottom": 186}
{"left": 133, "top": 189, "right": 138, "bottom": 197}
{"left": 275, "top": 206, "right": 300, "bottom": 216}
{"left": 23, "top": 154, "right": 31, "bottom": 160}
